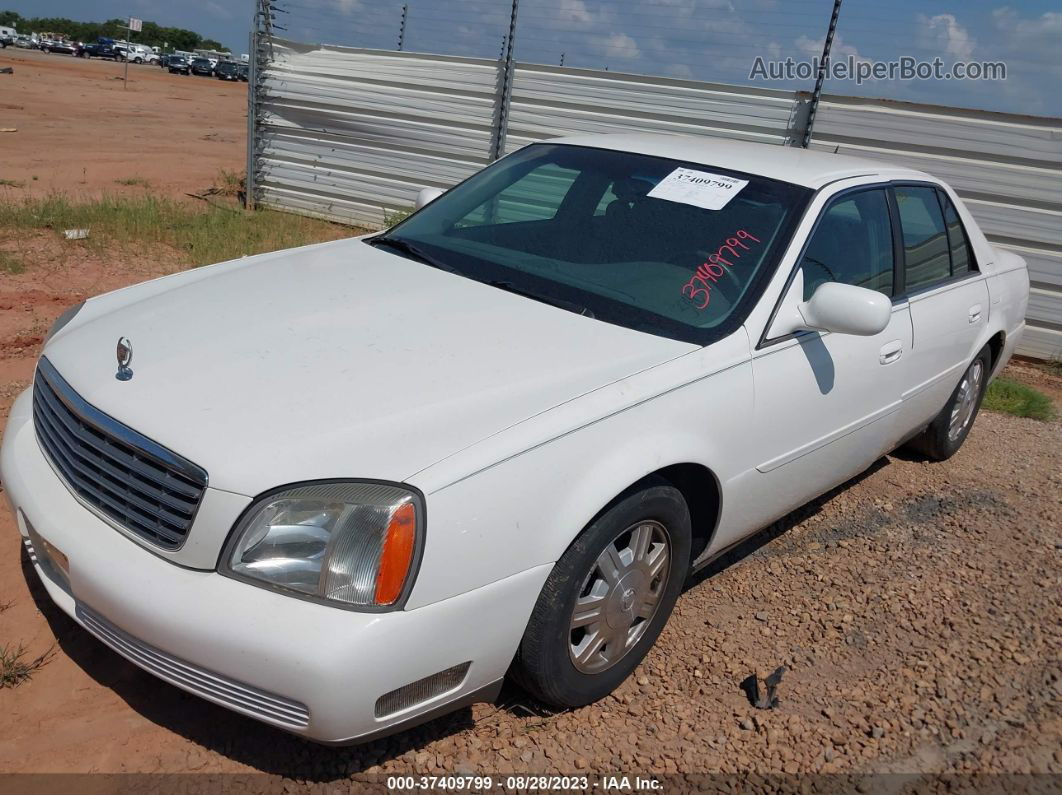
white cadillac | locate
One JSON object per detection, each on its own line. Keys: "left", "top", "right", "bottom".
{"left": 1, "top": 135, "right": 1029, "bottom": 743}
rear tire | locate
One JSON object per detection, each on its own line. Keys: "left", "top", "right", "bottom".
{"left": 906, "top": 345, "right": 991, "bottom": 461}
{"left": 512, "top": 478, "right": 691, "bottom": 707}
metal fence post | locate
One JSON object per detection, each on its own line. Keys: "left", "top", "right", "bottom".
{"left": 490, "top": 0, "right": 520, "bottom": 161}
{"left": 244, "top": 29, "right": 259, "bottom": 210}
{"left": 801, "top": 0, "right": 843, "bottom": 148}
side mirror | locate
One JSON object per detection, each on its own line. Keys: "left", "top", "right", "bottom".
{"left": 415, "top": 187, "right": 444, "bottom": 210}
{"left": 798, "top": 282, "right": 891, "bottom": 336}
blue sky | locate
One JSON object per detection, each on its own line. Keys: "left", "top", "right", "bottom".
{"left": 8, "top": 0, "right": 1061, "bottom": 115}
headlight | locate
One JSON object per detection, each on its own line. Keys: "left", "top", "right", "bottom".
{"left": 221, "top": 481, "right": 423, "bottom": 610}
{"left": 43, "top": 300, "right": 86, "bottom": 346}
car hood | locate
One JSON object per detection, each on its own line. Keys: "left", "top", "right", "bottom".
{"left": 45, "top": 239, "right": 693, "bottom": 495}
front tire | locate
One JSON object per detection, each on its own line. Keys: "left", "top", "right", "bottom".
{"left": 906, "top": 345, "right": 991, "bottom": 461}
{"left": 512, "top": 479, "right": 691, "bottom": 707}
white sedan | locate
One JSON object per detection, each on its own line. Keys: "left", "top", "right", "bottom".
{"left": 0, "top": 134, "right": 1028, "bottom": 743}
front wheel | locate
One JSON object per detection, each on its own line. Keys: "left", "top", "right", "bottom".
{"left": 906, "top": 345, "right": 991, "bottom": 461}
{"left": 512, "top": 479, "right": 691, "bottom": 707}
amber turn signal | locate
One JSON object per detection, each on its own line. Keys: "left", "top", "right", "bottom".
{"left": 375, "top": 502, "right": 417, "bottom": 605}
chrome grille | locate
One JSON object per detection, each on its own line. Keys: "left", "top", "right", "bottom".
{"left": 77, "top": 604, "right": 311, "bottom": 729}
{"left": 32, "top": 357, "right": 207, "bottom": 549}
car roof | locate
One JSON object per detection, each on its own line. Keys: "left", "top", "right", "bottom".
{"left": 547, "top": 133, "right": 930, "bottom": 189}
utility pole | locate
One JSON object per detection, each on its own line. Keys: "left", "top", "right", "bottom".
{"left": 801, "top": 0, "right": 843, "bottom": 148}
{"left": 397, "top": 4, "right": 408, "bottom": 51}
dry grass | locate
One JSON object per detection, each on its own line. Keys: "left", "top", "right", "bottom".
{"left": 0, "top": 194, "right": 358, "bottom": 269}
{"left": 0, "top": 251, "right": 25, "bottom": 274}
{"left": 0, "top": 644, "right": 55, "bottom": 689}
{"left": 210, "top": 169, "right": 245, "bottom": 198}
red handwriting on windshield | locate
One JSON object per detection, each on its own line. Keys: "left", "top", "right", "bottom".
{"left": 681, "top": 230, "right": 761, "bottom": 310}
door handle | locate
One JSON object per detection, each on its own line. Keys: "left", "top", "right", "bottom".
{"left": 879, "top": 340, "right": 903, "bottom": 365}
{"left": 969, "top": 305, "right": 982, "bottom": 324}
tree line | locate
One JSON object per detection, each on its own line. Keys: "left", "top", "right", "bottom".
{"left": 0, "top": 10, "right": 227, "bottom": 51}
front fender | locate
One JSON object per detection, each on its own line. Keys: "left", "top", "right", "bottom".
{"left": 405, "top": 332, "right": 755, "bottom": 609}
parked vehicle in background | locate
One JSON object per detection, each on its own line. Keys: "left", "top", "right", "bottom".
{"left": 214, "top": 61, "right": 240, "bottom": 81}
{"left": 13, "top": 35, "right": 34, "bottom": 49}
{"left": 167, "top": 56, "right": 191, "bottom": 75}
{"left": 158, "top": 54, "right": 170, "bottom": 68}
{"left": 190, "top": 57, "right": 214, "bottom": 76}
{"left": 45, "top": 40, "right": 77, "bottom": 55}
{"left": 81, "top": 39, "right": 120, "bottom": 59}
{"left": 123, "top": 44, "right": 158, "bottom": 64}
{"left": 237, "top": 63, "right": 249, "bottom": 82}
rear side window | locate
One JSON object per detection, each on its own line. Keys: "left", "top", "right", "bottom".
{"left": 938, "top": 190, "right": 976, "bottom": 277}
{"left": 799, "top": 188, "right": 894, "bottom": 300}
{"left": 895, "top": 186, "right": 950, "bottom": 291}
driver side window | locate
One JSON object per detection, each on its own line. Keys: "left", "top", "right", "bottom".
{"left": 800, "top": 189, "right": 894, "bottom": 300}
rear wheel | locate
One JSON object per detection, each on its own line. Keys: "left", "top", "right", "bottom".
{"left": 512, "top": 479, "right": 691, "bottom": 707}
{"left": 906, "top": 345, "right": 991, "bottom": 461}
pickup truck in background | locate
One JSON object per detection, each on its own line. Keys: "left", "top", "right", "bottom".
{"left": 80, "top": 39, "right": 120, "bottom": 60}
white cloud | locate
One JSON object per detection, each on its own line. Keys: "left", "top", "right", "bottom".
{"left": 916, "top": 13, "right": 976, "bottom": 61}
{"left": 795, "top": 33, "right": 866, "bottom": 63}
{"left": 590, "top": 32, "right": 641, "bottom": 61}
{"left": 558, "top": 0, "right": 594, "bottom": 26}
{"left": 992, "top": 7, "right": 1062, "bottom": 46}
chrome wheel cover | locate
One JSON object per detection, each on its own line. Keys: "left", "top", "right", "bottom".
{"left": 568, "top": 520, "right": 671, "bottom": 674}
{"left": 948, "top": 358, "right": 985, "bottom": 442}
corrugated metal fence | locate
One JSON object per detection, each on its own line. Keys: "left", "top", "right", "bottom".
{"left": 808, "top": 95, "right": 1062, "bottom": 361}
{"left": 254, "top": 39, "right": 500, "bottom": 228}
{"left": 250, "top": 37, "right": 1062, "bottom": 360}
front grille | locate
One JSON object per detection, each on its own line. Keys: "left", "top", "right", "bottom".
{"left": 77, "top": 604, "right": 311, "bottom": 729}
{"left": 32, "top": 357, "right": 207, "bottom": 549}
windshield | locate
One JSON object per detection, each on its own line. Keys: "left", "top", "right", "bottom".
{"left": 378, "top": 144, "right": 811, "bottom": 344}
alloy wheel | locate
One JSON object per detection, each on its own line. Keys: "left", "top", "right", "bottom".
{"left": 568, "top": 520, "right": 671, "bottom": 674}
{"left": 948, "top": 359, "right": 985, "bottom": 442}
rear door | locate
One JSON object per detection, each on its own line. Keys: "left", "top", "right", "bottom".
{"left": 890, "top": 184, "right": 991, "bottom": 432}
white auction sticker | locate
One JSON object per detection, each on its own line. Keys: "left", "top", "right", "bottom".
{"left": 647, "top": 168, "right": 749, "bottom": 210}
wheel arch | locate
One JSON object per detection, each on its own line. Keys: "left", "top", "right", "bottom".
{"left": 985, "top": 329, "right": 1006, "bottom": 376}
{"left": 563, "top": 462, "right": 722, "bottom": 567}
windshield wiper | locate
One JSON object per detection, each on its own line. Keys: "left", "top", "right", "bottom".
{"left": 368, "top": 236, "right": 454, "bottom": 271}
{"left": 488, "top": 280, "right": 595, "bottom": 319}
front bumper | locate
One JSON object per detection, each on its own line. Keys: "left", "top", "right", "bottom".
{"left": 1, "top": 388, "right": 549, "bottom": 743}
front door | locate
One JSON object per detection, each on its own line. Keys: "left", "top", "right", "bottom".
{"left": 730, "top": 187, "right": 914, "bottom": 535}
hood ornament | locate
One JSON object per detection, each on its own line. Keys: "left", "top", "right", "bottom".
{"left": 115, "top": 337, "right": 133, "bottom": 381}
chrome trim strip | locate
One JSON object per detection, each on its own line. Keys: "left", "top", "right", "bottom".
{"left": 76, "top": 604, "right": 311, "bottom": 729}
